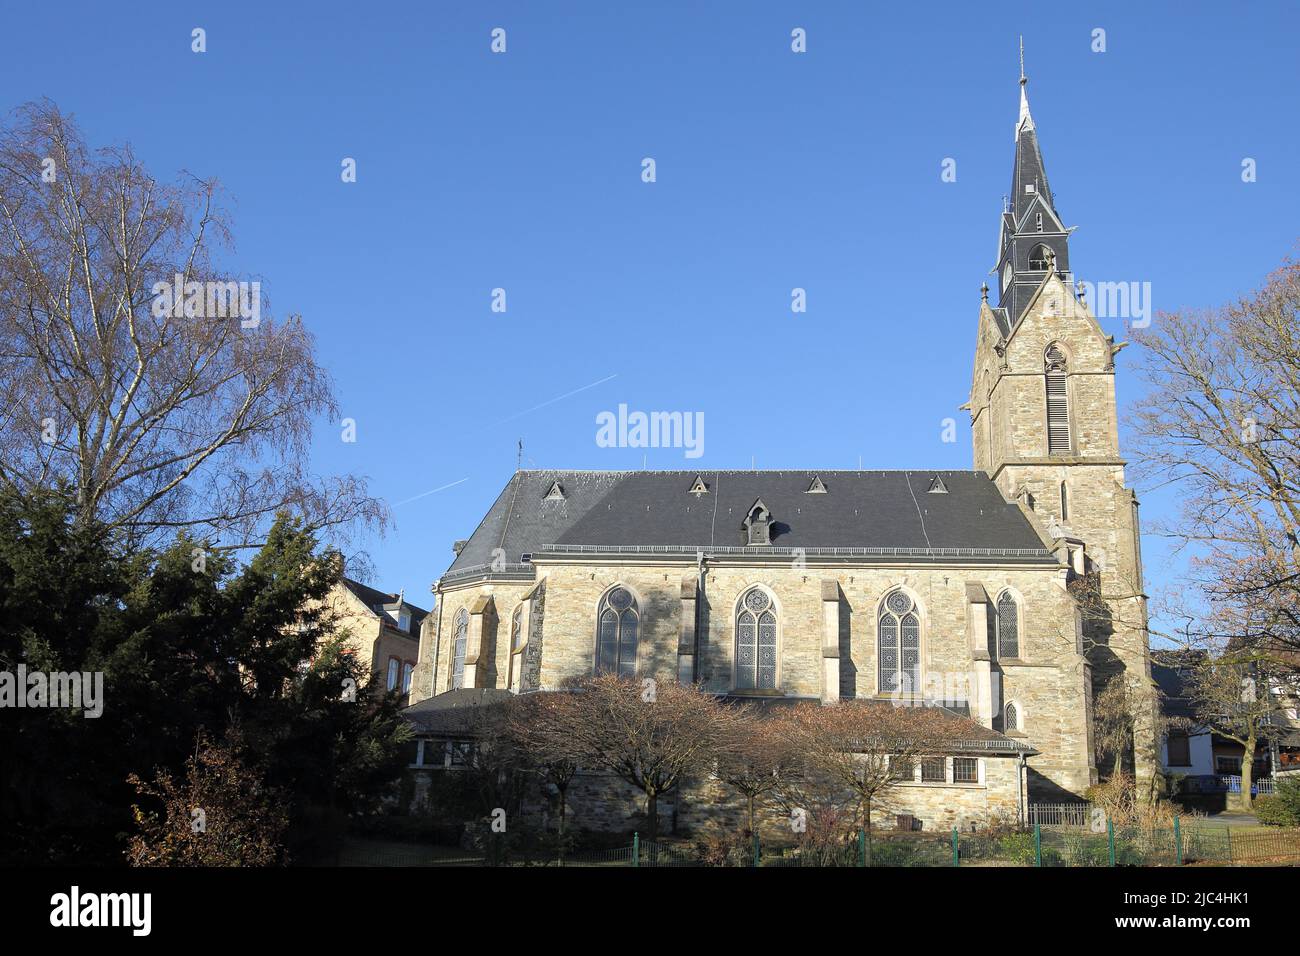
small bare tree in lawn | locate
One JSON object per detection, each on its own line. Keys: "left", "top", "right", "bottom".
{"left": 766, "top": 706, "right": 859, "bottom": 866}
{"left": 559, "top": 674, "right": 743, "bottom": 843}
{"left": 0, "top": 101, "right": 385, "bottom": 553}
{"left": 714, "top": 705, "right": 794, "bottom": 837}
{"left": 506, "top": 691, "right": 580, "bottom": 837}
{"left": 1185, "top": 650, "right": 1289, "bottom": 811}
{"left": 787, "top": 701, "right": 953, "bottom": 865}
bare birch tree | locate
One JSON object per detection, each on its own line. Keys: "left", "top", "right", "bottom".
{"left": 0, "top": 100, "right": 385, "bottom": 552}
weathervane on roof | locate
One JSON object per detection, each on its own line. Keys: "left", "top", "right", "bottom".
{"left": 1019, "top": 35, "right": 1026, "bottom": 87}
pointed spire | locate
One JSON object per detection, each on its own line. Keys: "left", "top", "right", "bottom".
{"left": 1016, "top": 36, "right": 1034, "bottom": 139}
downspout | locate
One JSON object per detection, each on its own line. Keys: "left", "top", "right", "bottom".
{"left": 1018, "top": 753, "right": 1027, "bottom": 827}
{"left": 693, "top": 550, "right": 707, "bottom": 684}
{"left": 430, "top": 581, "right": 443, "bottom": 697}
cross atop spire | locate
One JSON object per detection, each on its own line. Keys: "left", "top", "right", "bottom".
{"left": 993, "top": 40, "right": 1070, "bottom": 326}
{"left": 1016, "top": 36, "right": 1034, "bottom": 138}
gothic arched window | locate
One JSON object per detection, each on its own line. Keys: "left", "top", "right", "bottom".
{"left": 1004, "top": 701, "right": 1020, "bottom": 732}
{"left": 736, "top": 587, "right": 778, "bottom": 690}
{"left": 996, "top": 591, "right": 1020, "bottom": 660}
{"left": 878, "top": 590, "right": 921, "bottom": 696}
{"left": 1028, "top": 243, "right": 1053, "bottom": 270}
{"left": 451, "top": 608, "right": 468, "bottom": 690}
{"left": 596, "top": 586, "right": 639, "bottom": 677}
{"left": 1045, "top": 343, "right": 1071, "bottom": 455}
{"left": 507, "top": 604, "right": 524, "bottom": 691}
{"left": 1060, "top": 481, "right": 1070, "bottom": 521}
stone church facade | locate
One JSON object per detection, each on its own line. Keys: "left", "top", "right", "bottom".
{"left": 409, "top": 65, "right": 1156, "bottom": 826}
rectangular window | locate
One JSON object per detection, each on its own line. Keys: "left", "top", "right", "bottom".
{"left": 401, "top": 661, "right": 414, "bottom": 693}
{"left": 386, "top": 657, "right": 400, "bottom": 691}
{"left": 449, "top": 740, "right": 473, "bottom": 768}
{"left": 921, "top": 758, "right": 946, "bottom": 783}
{"left": 1166, "top": 732, "right": 1191, "bottom": 767}
{"left": 890, "top": 756, "right": 914, "bottom": 781}
{"left": 1216, "top": 756, "right": 1242, "bottom": 774}
{"left": 401, "top": 739, "right": 420, "bottom": 767}
{"left": 420, "top": 740, "right": 447, "bottom": 768}
{"left": 953, "top": 757, "right": 979, "bottom": 783}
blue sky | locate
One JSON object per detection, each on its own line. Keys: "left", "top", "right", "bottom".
{"left": 4, "top": 1, "right": 1298, "bottom": 617}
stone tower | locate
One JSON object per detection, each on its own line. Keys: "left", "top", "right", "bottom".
{"left": 967, "top": 50, "right": 1158, "bottom": 790}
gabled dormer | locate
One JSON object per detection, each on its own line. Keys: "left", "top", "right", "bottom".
{"left": 742, "top": 498, "right": 772, "bottom": 546}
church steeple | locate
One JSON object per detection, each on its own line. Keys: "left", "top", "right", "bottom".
{"left": 994, "top": 38, "right": 1071, "bottom": 328}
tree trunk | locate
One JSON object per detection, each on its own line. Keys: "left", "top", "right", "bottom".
{"left": 557, "top": 786, "right": 568, "bottom": 835}
{"left": 864, "top": 796, "right": 874, "bottom": 867}
{"left": 1239, "top": 735, "right": 1256, "bottom": 812}
{"left": 645, "top": 788, "right": 658, "bottom": 843}
{"left": 747, "top": 794, "right": 755, "bottom": 836}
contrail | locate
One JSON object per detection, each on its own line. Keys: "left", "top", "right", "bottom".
{"left": 393, "top": 477, "right": 469, "bottom": 507}
{"left": 490, "top": 373, "right": 617, "bottom": 426}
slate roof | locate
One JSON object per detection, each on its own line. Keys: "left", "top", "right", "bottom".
{"left": 442, "top": 469, "right": 1054, "bottom": 579}
{"left": 340, "top": 577, "right": 428, "bottom": 636}
{"left": 402, "top": 688, "right": 515, "bottom": 735}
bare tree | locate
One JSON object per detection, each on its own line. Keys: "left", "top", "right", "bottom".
{"left": 714, "top": 707, "right": 793, "bottom": 836}
{"left": 783, "top": 701, "right": 953, "bottom": 865}
{"left": 1129, "top": 255, "right": 1300, "bottom": 668}
{"left": 0, "top": 101, "right": 385, "bottom": 552}
{"left": 557, "top": 674, "right": 743, "bottom": 843}
{"left": 1093, "top": 676, "right": 1134, "bottom": 779}
{"left": 505, "top": 691, "right": 580, "bottom": 835}
{"left": 1185, "top": 649, "right": 1290, "bottom": 810}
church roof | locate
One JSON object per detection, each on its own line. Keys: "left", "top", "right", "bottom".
{"left": 441, "top": 469, "right": 1055, "bottom": 580}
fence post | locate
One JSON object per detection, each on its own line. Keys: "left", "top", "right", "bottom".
{"left": 633, "top": 832, "right": 640, "bottom": 868}
{"left": 752, "top": 833, "right": 760, "bottom": 868}
{"left": 1107, "top": 818, "right": 1116, "bottom": 867}
{"left": 858, "top": 829, "right": 866, "bottom": 868}
{"left": 1034, "top": 823, "right": 1042, "bottom": 867}
{"left": 951, "top": 827, "right": 959, "bottom": 867}
{"left": 1225, "top": 825, "right": 1232, "bottom": 865}
{"left": 1174, "top": 816, "right": 1183, "bottom": 866}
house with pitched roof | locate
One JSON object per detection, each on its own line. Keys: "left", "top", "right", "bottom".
{"left": 327, "top": 577, "right": 428, "bottom": 703}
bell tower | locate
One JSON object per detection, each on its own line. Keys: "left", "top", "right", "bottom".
{"left": 968, "top": 43, "right": 1158, "bottom": 791}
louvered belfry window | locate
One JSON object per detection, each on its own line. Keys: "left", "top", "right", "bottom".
{"left": 736, "top": 588, "right": 778, "bottom": 690}
{"left": 1045, "top": 344, "right": 1071, "bottom": 455}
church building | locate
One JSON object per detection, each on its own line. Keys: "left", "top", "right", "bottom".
{"left": 409, "top": 60, "right": 1158, "bottom": 827}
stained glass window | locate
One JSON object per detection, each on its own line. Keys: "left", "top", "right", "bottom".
{"left": 996, "top": 591, "right": 1020, "bottom": 659}
{"left": 878, "top": 590, "right": 921, "bottom": 696}
{"left": 736, "top": 588, "right": 777, "bottom": 690}
{"left": 596, "top": 588, "right": 639, "bottom": 676}
{"left": 451, "top": 609, "right": 468, "bottom": 690}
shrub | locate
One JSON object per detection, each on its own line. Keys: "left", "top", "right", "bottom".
{"left": 997, "top": 831, "right": 1037, "bottom": 865}
{"left": 1254, "top": 779, "right": 1300, "bottom": 827}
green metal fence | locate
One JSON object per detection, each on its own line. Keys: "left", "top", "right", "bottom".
{"left": 335, "top": 822, "right": 1300, "bottom": 867}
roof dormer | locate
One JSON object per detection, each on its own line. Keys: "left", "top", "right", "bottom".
{"left": 742, "top": 498, "right": 773, "bottom": 546}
